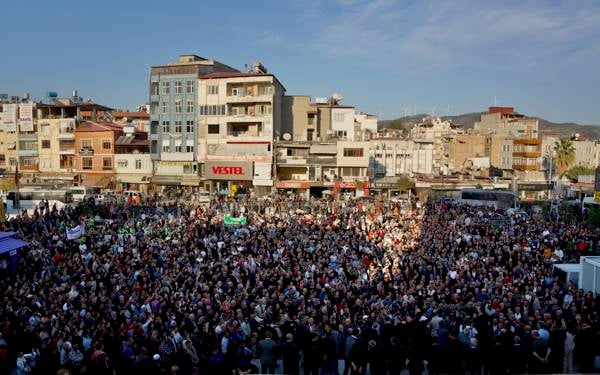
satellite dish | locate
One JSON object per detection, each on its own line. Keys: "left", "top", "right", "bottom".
{"left": 332, "top": 93, "right": 343, "bottom": 101}
{"left": 282, "top": 133, "right": 292, "bottom": 141}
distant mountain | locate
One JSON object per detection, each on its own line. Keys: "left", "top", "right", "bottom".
{"left": 379, "top": 112, "right": 600, "bottom": 139}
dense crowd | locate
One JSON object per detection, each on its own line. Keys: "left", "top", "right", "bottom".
{"left": 0, "top": 192, "right": 599, "bottom": 375}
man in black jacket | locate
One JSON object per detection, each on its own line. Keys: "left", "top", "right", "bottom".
{"left": 281, "top": 334, "right": 300, "bottom": 375}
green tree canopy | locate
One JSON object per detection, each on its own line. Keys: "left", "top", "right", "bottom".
{"left": 553, "top": 138, "right": 576, "bottom": 177}
{"left": 564, "top": 165, "right": 595, "bottom": 181}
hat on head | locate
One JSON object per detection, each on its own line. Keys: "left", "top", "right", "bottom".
{"left": 153, "top": 354, "right": 160, "bottom": 361}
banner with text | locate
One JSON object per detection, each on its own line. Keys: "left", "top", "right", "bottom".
{"left": 66, "top": 224, "right": 85, "bottom": 240}
{"left": 2, "top": 104, "right": 17, "bottom": 132}
{"left": 223, "top": 215, "right": 247, "bottom": 226}
{"left": 19, "top": 103, "right": 34, "bottom": 132}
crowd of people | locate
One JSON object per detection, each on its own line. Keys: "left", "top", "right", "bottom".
{"left": 0, "top": 191, "right": 599, "bottom": 375}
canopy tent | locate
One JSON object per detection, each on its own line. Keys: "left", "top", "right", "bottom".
{"left": 0, "top": 231, "right": 30, "bottom": 274}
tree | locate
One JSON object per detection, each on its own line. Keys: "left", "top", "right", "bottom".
{"left": 396, "top": 177, "right": 415, "bottom": 191}
{"left": 565, "top": 165, "right": 595, "bottom": 182}
{"left": 587, "top": 207, "right": 600, "bottom": 230}
{"left": 553, "top": 138, "right": 576, "bottom": 178}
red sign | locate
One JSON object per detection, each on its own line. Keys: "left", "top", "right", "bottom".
{"left": 335, "top": 181, "right": 356, "bottom": 189}
{"left": 363, "top": 181, "right": 370, "bottom": 196}
{"left": 212, "top": 166, "right": 244, "bottom": 175}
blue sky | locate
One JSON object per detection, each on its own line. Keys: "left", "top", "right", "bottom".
{"left": 1, "top": 0, "right": 599, "bottom": 124}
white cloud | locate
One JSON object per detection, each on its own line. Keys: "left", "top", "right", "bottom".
{"left": 305, "top": 0, "right": 600, "bottom": 69}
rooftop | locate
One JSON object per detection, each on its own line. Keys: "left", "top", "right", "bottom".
{"left": 76, "top": 121, "right": 125, "bottom": 132}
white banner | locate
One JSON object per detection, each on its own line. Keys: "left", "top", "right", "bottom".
{"left": 66, "top": 224, "right": 85, "bottom": 240}
{"left": 19, "top": 103, "right": 33, "bottom": 132}
{"left": 2, "top": 104, "right": 17, "bottom": 132}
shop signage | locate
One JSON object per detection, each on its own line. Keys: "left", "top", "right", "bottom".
{"left": 205, "top": 161, "right": 253, "bottom": 181}
{"left": 159, "top": 161, "right": 193, "bottom": 167}
{"left": 275, "top": 181, "right": 310, "bottom": 189}
{"left": 334, "top": 181, "right": 356, "bottom": 189}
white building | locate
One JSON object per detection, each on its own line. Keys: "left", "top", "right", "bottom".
{"left": 370, "top": 138, "right": 434, "bottom": 177}
{"left": 354, "top": 112, "right": 378, "bottom": 140}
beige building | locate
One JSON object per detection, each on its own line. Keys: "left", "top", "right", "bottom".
{"left": 282, "top": 96, "right": 317, "bottom": 141}
{"left": 448, "top": 135, "right": 486, "bottom": 169}
{"left": 197, "top": 65, "right": 286, "bottom": 194}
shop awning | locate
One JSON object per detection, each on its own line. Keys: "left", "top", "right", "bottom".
{"left": 82, "top": 174, "right": 112, "bottom": 188}
{"left": 0, "top": 232, "right": 29, "bottom": 255}
{"left": 151, "top": 175, "right": 182, "bottom": 186}
{"left": 116, "top": 175, "right": 152, "bottom": 184}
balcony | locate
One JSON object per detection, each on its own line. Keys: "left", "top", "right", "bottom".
{"left": 57, "top": 132, "right": 75, "bottom": 140}
{"left": 512, "top": 151, "right": 541, "bottom": 158}
{"left": 308, "top": 156, "right": 337, "bottom": 165}
{"left": 18, "top": 133, "right": 37, "bottom": 140}
{"left": 513, "top": 164, "right": 539, "bottom": 171}
{"left": 18, "top": 149, "right": 38, "bottom": 157}
{"left": 226, "top": 94, "right": 273, "bottom": 104}
{"left": 276, "top": 156, "right": 308, "bottom": 165}
{"left": 19, "top": 164, "right": 39, "bottom": 171}
{"left": 79, "top": 148, "right": 94, "bottom": 156}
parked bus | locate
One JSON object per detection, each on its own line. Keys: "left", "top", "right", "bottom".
{"left": 68, "top": 186, "right": 99, "bottom": 202}
{"left": 4, "top": 189, "right": 73, "bottom": 217}
{"left": 457, "top": 189, "right": 518, "bottom": 210}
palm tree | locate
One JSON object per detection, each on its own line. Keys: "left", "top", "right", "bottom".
{"left": 553, "top": 138, "right": 576, "bottom": 177}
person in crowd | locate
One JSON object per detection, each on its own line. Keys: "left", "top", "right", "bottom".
{"left": 0, "top": 191, "right": 598, "bottom": 374}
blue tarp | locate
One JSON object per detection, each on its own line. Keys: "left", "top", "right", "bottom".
{"left": 0, "top": 237, "right": 30, "bottom": 255}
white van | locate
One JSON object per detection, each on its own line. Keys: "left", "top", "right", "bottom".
{"left": 69, "top": 186, "right": 91, "bottom": 202}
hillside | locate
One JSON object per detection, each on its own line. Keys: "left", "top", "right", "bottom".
{"left": 380, "top": 113, "right": 600, "bottom": 139}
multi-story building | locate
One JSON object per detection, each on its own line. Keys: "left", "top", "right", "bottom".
{"left": 282, "top": 95, "right": 315, "bottom": 141}
{"left": 447, "top": 135, "right": 486, "bottom": 169}
{"left": 35, "top": 99, "right": 112, "bottom": 185}
{"left": 370, "top": 138, "right": 434, "bottom": 178}
{"left": 354, "top": 112, "right": 378, "bottom": 140}
{"left": 149, "top": 54, "right": 238, "bottom": 187}
{"left": 74, "top": 121, "right": 123, "bottom": 188}
{"left": 114, "top": 126, "right": 152, "bottom": 192}
{"left": 474, "top": 106, "right": 543, "bottom": 180}
{"left": 410, "top": 116, "right": 463, "bottom": 174}
{"left": 197, "top": 63, "right": 285, "bottom": 195}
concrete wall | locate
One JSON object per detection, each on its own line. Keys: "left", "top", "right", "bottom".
{"left": 282, "top": 96, "right": 310, "bottom": 141}
{"left": 448, "top": 135, "right": 486, "bottom": 168}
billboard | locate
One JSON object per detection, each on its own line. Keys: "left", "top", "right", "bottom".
{"left": 2, "top": 103, "right": 17, "bottom": 132}
{"left": 19, "top": 103, "right": 33, "bottom": 132}
{"left": 205, "top": 161, "right": 253, "bottom": 181}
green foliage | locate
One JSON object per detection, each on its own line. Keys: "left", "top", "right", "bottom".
{"left": 553, "top": 138, "right": 576, "bottom": 177}
{"left": 588, "top": 207, "right": 600, "bottom": 229}
{"left": 396, "top": 177, "right": 415, "bottom": 191}
{"left": 564, "top": 165, "right": 595, "bottom": 181}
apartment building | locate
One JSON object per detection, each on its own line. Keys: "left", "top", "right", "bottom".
{"left": 149, "top": 54, "right": 237, "bottom": 187}
{"left": 410, "top": 116, "right": 463, "bottom": 174}
{"left": 474, "top": 107, "right": 543, "bottom": 180}
{"left": 370, "top": 138, "right": 434, "bottom": 178}
{"left": 448, "top": 135, "right": 486, "bottom": 169}
{"left": 282, "top": 96, "right": 316, "bottom": 141}
{"left": 74, "top": 122, "right": 123, "bottom": 188}
{"left": 197, "top": 62, "right": 285, "bottom": 194}
{"left": 114, "top": 126, "right": 152, "bottom": 192}
{"left": 113, "top": 111, "right": 150, "bottom": 132}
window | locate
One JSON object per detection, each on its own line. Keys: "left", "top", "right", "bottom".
{"left": 135, "top": 159, "right": 142, "bottom": 169}
{"left": 151, "top": 82, "right": 159, "bottom": 95}
{"left": 81, "top": 139, "right": 92, "bottom": 149}
{"left": 162, "top": 101, "right": 168, "bottom": 114}
{"left": 82, "top": 157, "right": 92, "bottom": 170}
{"left": 343, "top": 148, "right": 364, "bottom": 157}
{"left": 162, "top": 81, "right": 170, "bottom": 94}
{"left": 8, "top": 158, "right": 16, "bottom": 167}
{"left": 208, "top": 85, "right": 219, "bottom": 95}
{"left": 208, "top": 124, "right": 220, "bottom": 134}
{"left": 41, "top": 158, "right": 51, "bottom": 168}
{"left": 102, "top": 139, "right": 111, "bottom": 150}
{"left": 231, "top": 87, "right": 244, "bottom": 96}
{"left": 117, "top": 159, "right": 128, "bottom": 168}
{"left": 186, "top": 145, "right": 194, "bottom": 153}
{"left": 42, "top": 140, "right": 50, "bottom": 149}
{"left": 163, "top": 123, "right": 170, "bottom": 133}
{"left": 186, "top": 120, "right": 194, "bottom": 133}
{"left": 186, "top": 81, "right": 194, "bottom": 93}
{"left": 102, "top": 157, "right": 112, "bottom": 170}
{"left": 336, "top": 130, "right": 347, "bottom": 138}
{"left": 40, "top": 124, "right": 50, "bottom": 135}
{"left": 186, "top": 100, "right": 194, "bottom": 113}
{"left": 342, "top": 167, "right": 362, "bottom": 176}
{"left": 175, "top": 100, "right": 182, "bottom": 113}
{"left": 259, "top": 86, "right": 273, "bottom": 96}
{"left": 162, "top": 144, "right": 170, "bottom": 153}
{"left": 256, "top": 104, "right": 272, "bottom": 115}
{"left": 334, "top": 113, "right": 346, "bottom": 122}
{"left": 174, "top": 81, "right": 182, "bottom": 94}
{"left": 175, "top": 121, "right": 182, "bottom": 133}
{"left": 199, "top": 105, "right": 226, "bottom": 116}
{"left": 175, "top": 144, "right": 182, "bottom": 153}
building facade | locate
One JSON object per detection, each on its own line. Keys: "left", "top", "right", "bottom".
{"left": 114, "top": 126, "right": 152, "bottom": 192}
{"left": 74, "top": 122, "right": 123, "bottom": 188}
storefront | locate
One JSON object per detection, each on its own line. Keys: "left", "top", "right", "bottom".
{"left": 275, "top": 181, "right": 310, "bottom": 198}
{"left": 205, "top": 161, "right": 254, "bottom": 196}
{"left": 115, "top": 175, "right": 152, "bottom": 194}
{"left": 333, "top": 180, "right": 370, "bottom": 198}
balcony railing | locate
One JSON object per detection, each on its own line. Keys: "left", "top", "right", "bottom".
{"left": 227, "top": 131, "right": 265, "bottom": 137}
